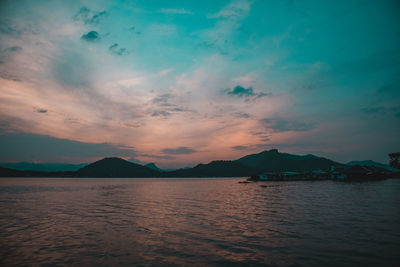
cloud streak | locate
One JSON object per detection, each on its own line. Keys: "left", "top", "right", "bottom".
{"left": 73, "top": 7, "right": 108, "bottom": 25}
{"left": 263, "top": 118, "right": 317, "bottom": 132}
{"left": 162, "top": 147, "right": 197, "bottom": 155}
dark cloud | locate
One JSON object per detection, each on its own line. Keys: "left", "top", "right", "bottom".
{"left": 3, "top": 46, "right": 22, "bottom": 53}
{"left": 108, "top": 43, "right": 128, "bottom": 56}
{"left": 224, "top": 85, "right": 270, "bottom": 99}
{"left": 0, "top": 133, "right": 136, "bottom": 162}
{"left": 152, "top": 110, "right": 171, "bottom": 117}
{"left": 36, "top": 109, "right": 47, "bottom": 113}
{"left": 0, "top": 46, "right": 22, "bottom": 64}
{"left": 0, "top": 46, "right": 23, "bottom": 80}
{"left": 232, "top": 112, "right": 250, "bottom": 118}
{"left": 227, "top": 85, "right": 254, "bottom": 97}
{"left": 151, "top": 94, "right": 190, "bottom": 116}
{"left": 153, "top": 94, "right": 180, "bottom": 107}
{"left": 162, "top": 147, "right": 197, "bottom": 155}
{"left": 263, "top": 118, "right": 317, "bottom": 132}
{"left": 250, "top": 131, "right": 271, "bottom": 142}
{"left": 139, "top": 154, "right": 176, "bottom": 160}
{"left": 152, "top": 94, "right": 178, "bottom": 107}
{"left": 0, "top": 19, "right": 35, "bottom": 37}
{"left": 361, "top": 105, "right": 400, "bottom": 119}
{"left": 0, "top": 70, "right": 21, "bottom": 81}
{"left": 81, "top": 31, "right": 100, "bottom": 42}
{"left": 73, "top": 7, "right": 107, "bottom": 25}
{"left": 0, "top": 23, "right": 21, "bottom": 36}
{"left": 376, "top": 81, "right": 400, "bottom": 98}
{"left": 232, "top": 145, "right": 248, "bottom": 150}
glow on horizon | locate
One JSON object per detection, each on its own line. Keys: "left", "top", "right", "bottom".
{"left": 0, "top": 0, "right": 399, "bottom": 168}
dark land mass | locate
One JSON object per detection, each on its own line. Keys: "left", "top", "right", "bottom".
{"left": 347, "top": 160, "right": 397, "bottom": 171}
{"left": 0, "top": 149, "right": 397, "bottom": 178}
{"left": 162, "top": 160, "right": 258, "bottom": 177}
{"left": 0, "top": 162, "right": 87, "bottom": 172}
{"left": 76, "top": 157, "right": 159, "bottom": 178}
{"left": 236, "top": 149, "right": 344, "bottom": 172}
{"left": 145, "top": 162, "right": 163, "bottom": 172}
{"left": 0, "top": 166, "right": 74, "bottom": 177}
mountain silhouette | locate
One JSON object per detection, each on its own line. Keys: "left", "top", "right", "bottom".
{"left": 0, "top": 166, "right": 74, "bottom": 177}
{"left": 1, "top": 150, "right": 347, "bottom": 178}
{"left": 76, "top": 157, "right": 159, "bottom": 177}
{"left": 0, "top": 162, "right": 87, "bottom": 172}
{"left": 236, "top": 149, "right": 344, "bottom": 172}
{"left": 347, "top": 160, "right": 398, "bottom": 171}
{"left": 162, "top": 160, "right": 258, "bottom": 177}
{"left": 145, "top": 162, "right": 163, "bottom": 172}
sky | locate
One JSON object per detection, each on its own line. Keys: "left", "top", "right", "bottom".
{"left": 0, "top": 0, "right": 399, "bottom": 168}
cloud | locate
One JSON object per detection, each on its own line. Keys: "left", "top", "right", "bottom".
{"left": 263, "top": 118, "right": 317, "bottom": 132}
{"left": 208, "top": 0, "right": 252, "bottom": 20}
{"left": 361, "top": 105, "right": 400, "bottom": 118}
{"left": 0, "top": 132, "right": 136, "bottom": 163}
{"left": 153, "top": 93, "right": 173, "bottom": 106}
{"left": 128, "top": 26, "right": 141, "bottom": 35}
{"left": 160, "top": 8, "right": 193, "bottom": 15}
{"left": 0, "top": 46, "right": 24, "bottom": 81}
{"left": 108, "top": 43, "right": 128, "bottom": 56}
{"left": 162, "top": 146, "right": 197, "bottom": 154}
{"left": 0, "top": 46, "right": 22, "bottom": 64}
{"left": 232, "top": 145, "right": 248, "bottom": 150}
{"left": 139, "top": 154, "right": 176, "bottom": 160}
{"left": 224, "top": 85, "right": 269, "bottom": 99}
{"left": 81, "top": 31, "right": 100, "bottom": 42}
{"left": 232, "top": 112, "right": 250, "bottom": 118}
{"left": 376, "top": 81, "right": 400, "bottom": 98}
{"left": 152, "top": 110, "right": 171, "bottom": 117}
{"left": 150, "top": 93, "right": 189, "bottom": 116}
{"left": 52, "top": 50, "right": 92, "bottom": 88}
{"left": 73, "top": 7, "right": 107, "bottom": 25}
{"left": 3, "top": 46, "right": 22, "bottom": 53}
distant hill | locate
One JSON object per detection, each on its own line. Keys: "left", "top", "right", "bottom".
{"left": 162, "top": 160, "right": 258, "bottom": 177}
{"left": 0, "top": 150, "right": 355, "bottom": 178}
{"left": 347, "top": 160, "right": 398, "bottom": 171}
{"left": 0, "top": 166, "right": 74, "bottom": 177}
{"left": 0, "top": 162, "right": 87, "bottom": 172}
{"left": 145, "top": 162, "right": 162, "bottom": 172}
{"left": 76, "top": 157, "right": 160, "bottom": 178}
{"left": 236, "top": 149, "right": 344, "bottom": 172}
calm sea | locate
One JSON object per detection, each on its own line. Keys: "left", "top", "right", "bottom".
{"left": 0, "top": 178, "right": 399, "bottom": 266}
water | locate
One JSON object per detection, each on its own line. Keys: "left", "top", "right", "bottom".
{"left": 0, "top": 178, "right": 399, "bottom": 266}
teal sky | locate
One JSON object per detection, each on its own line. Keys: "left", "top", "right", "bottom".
{"left": 0, "top": 0, "right": 399, "bottom": 167}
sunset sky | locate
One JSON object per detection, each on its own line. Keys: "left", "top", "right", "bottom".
{"left": 0, "top": 0, "right": 399, "bottom": 168}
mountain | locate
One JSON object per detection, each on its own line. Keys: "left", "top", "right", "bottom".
{"left": 162, "top": 160, "right": 258, "bottom": 177}
{"left": 145, "top": 162, "right": 162, "bottom": 172}
{"left": 0, "top": 150, "right": 351, "bottom": 178}
{"left": 347, "top": 160, "right": 398, "bottom": 171}
{"left": 76, "top": 157, "right": 160, "bottom": 178}
{"left": 0, "top": 166, "right": 74, "bottom": 177}
{"left": 0, "top": 162, "right": 87, "bottom": 172}
{"left": 0, "top": 166, "right": 22, "bottom": 177}
{"left": 236, "top": 149, "right": 344, "bottom": 172}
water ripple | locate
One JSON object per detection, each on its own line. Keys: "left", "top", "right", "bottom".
{"left": 0, "top": 178, "right": 399, "bottom": 266}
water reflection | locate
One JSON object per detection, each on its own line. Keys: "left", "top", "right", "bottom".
{"left": 0, "top": 178, "right": 399, "bottom": 266}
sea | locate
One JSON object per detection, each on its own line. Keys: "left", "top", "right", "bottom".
{"left": 0, "top": 178, "right": 399, "bottom": 266}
